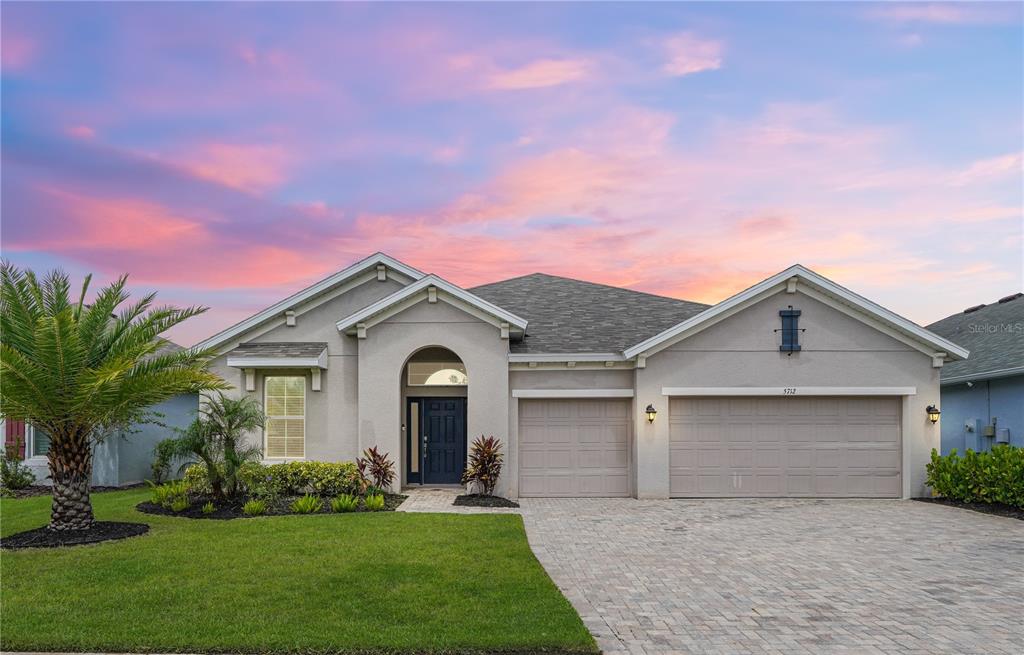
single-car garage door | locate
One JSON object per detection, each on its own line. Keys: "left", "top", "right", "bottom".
{"left": 669, "top": 397, "right": 901, "bottom": 497}
{"left": 519, "top": 399, "right": 631, "bottom": 497}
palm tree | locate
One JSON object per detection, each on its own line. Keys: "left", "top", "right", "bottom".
{"left": 169, "top": 393, "right": 266, "bottom": 499}
{"left": 0, "top": 264, "right": 227, "bottom": 531}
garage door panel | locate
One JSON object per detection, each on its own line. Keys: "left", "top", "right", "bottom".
{"left": 670, "top": 396, "right": 901, "bottom": 498}
{"left": 519, "top": 399, "right": 631, "bottom": 497}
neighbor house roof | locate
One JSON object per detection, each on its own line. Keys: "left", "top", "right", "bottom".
{"left": 926, "top": 293, "right": 1024, "bottom": 384}
{"left": 470, "top": 273, "right": 710, "bottom": 354}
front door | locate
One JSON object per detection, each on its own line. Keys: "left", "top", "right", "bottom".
{"left": 408, "top": 397, "right": 466, "bottom": 485}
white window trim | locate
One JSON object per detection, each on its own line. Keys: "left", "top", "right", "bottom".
{"left": 263, "top": 375, "right": 307, "bottom": 461}
{"left": 25, "top": 423, "right": 50, "bottom": 463}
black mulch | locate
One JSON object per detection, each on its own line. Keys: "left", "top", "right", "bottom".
{"left": 136, "top": 493, "right": 408, "bottom": 520}
{"left": 915, "top": 497, "right": 1024, "bottom": 521}
{"left": 0, "top": 521, "right": 149, "bottom": 550}
{"left": 454, "top": 494, "right": 520, "bottom": 508}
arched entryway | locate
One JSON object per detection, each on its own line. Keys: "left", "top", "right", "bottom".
{"left": 401, "top": 347, "right": 468, "bottom": 486}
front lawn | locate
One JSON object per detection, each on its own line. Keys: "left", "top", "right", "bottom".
{"left": 0, "top": 489, "right": 595, "bottom": 654}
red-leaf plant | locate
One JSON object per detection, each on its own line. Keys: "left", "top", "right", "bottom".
{"left": 358, "top": 446, "right": 395, "bottom": 492}
{"left": 461, "top": 436, "right": 504, "bottom": 496}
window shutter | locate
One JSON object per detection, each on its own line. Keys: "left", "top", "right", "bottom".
{"left": 779, "top": 308, "right": 802, "bottom": 352}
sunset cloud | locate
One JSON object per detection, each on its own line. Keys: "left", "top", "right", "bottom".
{"left": 661, "top": 33, "right": 723, "bottom": 76}
{"left": 485, "top": 58, "right": 592, "bottom": 90}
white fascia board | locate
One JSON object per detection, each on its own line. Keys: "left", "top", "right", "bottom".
{"left": 227, "top": 349, "right": 328, "bottom": 370}
{"left": 512, "top": 388, "right": 635, "bottom": 398}
{"left": 335, "top": 274, "right": 528, "bottom": 333}
{"left": 661, "top": 386, "right": 917, "bottom": 396}
{"left": 624, "top": 264, "right": 969, "bottom": 361}
{"left": 195, "top": 253, "right": 424, "bottom": 352}
{"left": 508, "top": 353, "right": 626, "bottom": 363}
{"left": 941, "top": 366, "right": 1024, "bottom": 385}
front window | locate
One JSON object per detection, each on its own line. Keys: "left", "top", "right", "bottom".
{"left": 264, "top": 376, "right": 305, "bottom": 458}
{"left": 31, "top": 425, "right": 51, "bottom": 457}
{"left": 407, "top": 361, "right": 468, "bottom": 386}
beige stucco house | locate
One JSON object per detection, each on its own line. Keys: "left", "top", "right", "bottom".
{"left": 198, "top": 253, "right": 968, "bottom": 500}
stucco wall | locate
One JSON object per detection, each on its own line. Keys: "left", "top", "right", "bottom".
{"left": 115, "top": 393, "right": 199, "bottom": 485}
{"left": 635, "top": 289, "right": 942, "bottom": 499}
{"left": 207, "top": 276, "right": 405, "bottom": 461}
{"left": 940, "top": 375, "right": 1024, "bottom": 453}
{"left": 357, "top": 299, "right": 510, "bottom": 494}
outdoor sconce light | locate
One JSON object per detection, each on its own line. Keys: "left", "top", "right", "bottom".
{"left": 645, "top": 404, "right": 658, "bottom": 423}
{"left": 926, "top": 405, "right": 941, "bottom": 424}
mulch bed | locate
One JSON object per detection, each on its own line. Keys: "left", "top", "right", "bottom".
{"left": 915, "top": 497, "right": 1024, "bottom": 521}
{"left": 454, "top": 494, "right": 520, "bottom": 508}
{"left": 0, "top": 521, "right": 149, "bottom": 550}
{"left": 136, "top": 493, "right": 407, "bottom": 520}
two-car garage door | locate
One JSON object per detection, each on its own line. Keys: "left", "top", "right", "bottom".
{"left": 669, "top": 396, "right": 901, "bottom": 497}
{"left": 519, "top": 399, "right": 631, "bottom": 497}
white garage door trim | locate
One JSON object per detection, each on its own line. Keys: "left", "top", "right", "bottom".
{"left": 512, "top": 388, "right": 634, "bottom": 398}
{"left": 662, "top": 386, "right": 916, "bottom": 396}
{"left": 668, "top": 396, "right": 903, "bottom": 498}
{"left": 518, "top": 398, "right": 632, "bottom": 497}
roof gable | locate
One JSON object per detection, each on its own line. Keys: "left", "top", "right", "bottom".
{"left": 195, "top": 253, "right": 423, "bottom": 352}
{"left": 624, "top": 265, "right": 969, "bottom": 361}
{"left": 336, "top": 274, "right": 528, "bottom": 336}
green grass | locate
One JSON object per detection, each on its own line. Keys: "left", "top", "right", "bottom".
{"left": 0, "top": 489, "right": 595, "bottom": 654}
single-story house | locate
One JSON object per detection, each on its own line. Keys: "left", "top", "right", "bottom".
{"left": 926, "top": 292, "right": 1023, "bottom": 454}
{"left": 198, "top": 253, "right": 968, "bottom": 500}
{"left": 2, "top": 340, "right": 199, "bottom": 487}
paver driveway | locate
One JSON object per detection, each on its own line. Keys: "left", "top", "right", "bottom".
{"left": 520, "top": 498, "right": 1024, "bottom": 654}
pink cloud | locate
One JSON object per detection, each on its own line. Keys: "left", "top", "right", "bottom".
{"left": 866, "top": 3, "right": 1018, "bottom": 25}
{"left": 661, "top": 33, "right": 723, "bottom": 77}
{"left": 952, "top": 152, "right": 1022, "bottom": 187}
{"left": 65, "top": 125, "right": 96, "bottom": 140}
{"left": 485, "top": 58, "right": 592, "bottom": 90}
{"left": 1, "top": 33, "right": 35, "bottom": 71}
{"left": 177, "top": 142, "right": 293, "bottom": 192}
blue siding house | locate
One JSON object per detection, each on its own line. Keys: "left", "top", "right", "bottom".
{"left": 927, "top": 293, "right": 1024, "bottom": 454}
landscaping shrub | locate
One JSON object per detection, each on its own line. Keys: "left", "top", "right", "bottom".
{"left": 239, "top": 461, "right": 362, "bottom": 497}
{"left": 150, "top": 438, "right": 180, "bottom": 484}
{"left": 927, "top": 446, "right": 1024, "bottom": 508}
{"left": 359, "top": 446, "right": 395, "bottom": 490}
{"left": 364, "top": 493, "right": 385, "bottom": 511}
{"left": 170, "top": 496, "right": 191, "bottom": 512}
{"left": 148, "top": 480, "right": 190, "bottom": 509}
{"left": 201, "top": 501, "right": 216, "bottom": 515}
{"left": 462, "top": 436, "right": 504, "bottom": 496}
{"left": 242, "top": 499, "right": 267, "bottom": 516}
{"left": 290, "top": 494, "right": 323, "bottom": 514}
{"left": 1, "top": 438, "right": 36, "bottom": 491}
{"left": 331, "top": 494, "right": 359, "bottom": 513}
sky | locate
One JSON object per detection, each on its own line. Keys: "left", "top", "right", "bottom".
{"left": 2, "top": 2, "right": 1022, "bottom": 346}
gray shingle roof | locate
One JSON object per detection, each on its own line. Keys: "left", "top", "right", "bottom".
{"left": 926, "top": 293, "right": 1024, "bottom": 382}
{"left": 470, "top": 273, "right": 709, "bottom": 354}
{"left": 227, "top": 342, "right": 328, "bottom": 358}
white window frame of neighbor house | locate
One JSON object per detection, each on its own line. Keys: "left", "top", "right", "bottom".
{"left": 26, "top": 423, "right": 51, "bottom": 461}
{"left": 264, "top": 375, "right": 306, "bottom": 460}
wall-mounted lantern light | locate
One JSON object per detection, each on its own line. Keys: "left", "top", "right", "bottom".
{"left": 645, "top": 404, "right": 658, "bottom": 423}
{"left": 926, "top": 405, "right": 941, "bottom": 424}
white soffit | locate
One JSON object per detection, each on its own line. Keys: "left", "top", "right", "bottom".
{"left": 624, "top": 264, "right": 969, "bottom": 361}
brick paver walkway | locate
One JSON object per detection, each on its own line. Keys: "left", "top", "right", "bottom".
{"left": 520, "top": 498, "right": 1024, "bottom": 654}
{"left": 396, "top": 486, "right": 521, "bottom": 514}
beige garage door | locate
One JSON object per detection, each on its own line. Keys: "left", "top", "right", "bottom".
{"left": 669, "top": 397, "right": 901, "bottom": 497}
{"left": 519, "top": 399, "right": 631, "bottom": 497}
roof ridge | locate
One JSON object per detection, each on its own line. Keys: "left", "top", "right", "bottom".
{"left": 471, "top": 271, "right": 708, "bottom": 306}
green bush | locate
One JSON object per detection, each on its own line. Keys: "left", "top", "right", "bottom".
{"left": 1, "top": 441, "right": 36, "bottom": 491}
{"left": 148, "top": 480, "right": 190, "bottom": 509}
{"left": 331, "top": 493, "right": 359, "bottom": 513}
{"left": 290, "top": 494, "right": 324, "bottom": 514}
{"left": 927, "top": 446, "right": 1024, "bottom": 508}
{"left": 242, "top": 499, "right": 267, "bottom": 516}
{"left": 201, "top": 501, "right": 216, "bottom": 515}
{"left": 150, "top": 438, "right": 180, "bottom": 485}
{"left": 364, "top": 493, "right": 385, "bottom": 512}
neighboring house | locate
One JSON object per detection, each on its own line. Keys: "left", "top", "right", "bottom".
{"left": 2, "top": 340, "right": 199, "bottom": 487}
{"left": 926, "top": 293, "right": 1024, "bottom": 454}
{"left": 198, "top": 253, "right": 966, "bottom": 500}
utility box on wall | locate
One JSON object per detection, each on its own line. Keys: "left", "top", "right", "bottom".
{"left": 996, "top": 429, "right": 1011, "bottom": 444}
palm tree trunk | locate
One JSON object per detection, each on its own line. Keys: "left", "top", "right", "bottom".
{"left": 48, "top": 429, "right": 95, "bottom": 531}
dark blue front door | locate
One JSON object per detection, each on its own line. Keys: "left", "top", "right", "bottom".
{"left": 420, "top": 398, "right": 466, "bottom": 484}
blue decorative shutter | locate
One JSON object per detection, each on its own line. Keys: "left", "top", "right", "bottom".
{"left": 779, "top": 308, "right": 801, "bottom": 352}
